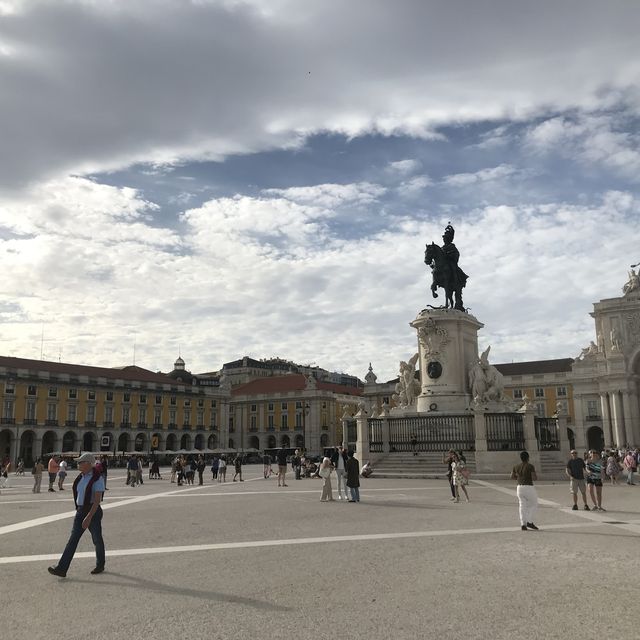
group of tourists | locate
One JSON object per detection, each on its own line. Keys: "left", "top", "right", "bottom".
{"left": 601, "top": 447, "right": 640, "bottom": 485}
{"left": 513, "top": 445, "right": 639, "bottom": 532}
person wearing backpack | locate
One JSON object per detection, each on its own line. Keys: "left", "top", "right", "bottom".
{"left": 48, "top": 452, "right": 106, "bottom": 578}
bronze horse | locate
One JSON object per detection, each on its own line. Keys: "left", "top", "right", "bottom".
{"left": 424, "top": 242, "right": 467, "bottom": 311}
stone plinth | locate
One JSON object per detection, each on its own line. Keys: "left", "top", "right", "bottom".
{"left": 410, "top": 309, "right": 483, "bottom": 413}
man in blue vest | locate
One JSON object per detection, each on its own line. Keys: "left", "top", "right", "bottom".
{"left": 48, "top": 452, "right": 106, "bottom": 578}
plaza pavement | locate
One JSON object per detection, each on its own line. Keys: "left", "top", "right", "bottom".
{"left": 0, "top": 465, "right": 639, "bottom": 640}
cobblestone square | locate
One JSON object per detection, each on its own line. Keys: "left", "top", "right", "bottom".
{"left": 1, "top": 465, "right": 639, "bottom": 640}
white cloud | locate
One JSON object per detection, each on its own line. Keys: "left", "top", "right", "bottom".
{"left": 396, "top": 175, "right": 432, "bottom": 198}
{"left": 386, "top": 159, "right": 422, "bottom": 176}
{"left": 442, "top": 164, "right": 517, "bottom": 186}
{"left": 1, "top": 1, "right": 639, "bottom": 189}
{"left": 262, "top": 182, "right": 386, "bottom": 209}
{"left": 526, "top": 113, "right": 640, "bottom": 180}
{"left": 0, "top": 175, "right": 637, "bottom": 382}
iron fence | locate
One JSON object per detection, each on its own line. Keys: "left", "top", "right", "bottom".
{"left": 535, "top": 417, "right": 559, "bottom": 450}
{"left": 368, "top": 419, "right": 383, "bottom": 452}
{"left": 486, "top": 413, "right": 525, "bottom": 451}
{"left": 388, "top": 415, "right": 474, "bottom": 452}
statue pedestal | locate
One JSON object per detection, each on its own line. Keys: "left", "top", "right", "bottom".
{"left": 410, "top": 309, "right": 483, "bottom": 413}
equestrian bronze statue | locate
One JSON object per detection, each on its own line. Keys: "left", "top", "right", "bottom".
{"left": 424, "top": 223, "right": 468, "bottom": 311}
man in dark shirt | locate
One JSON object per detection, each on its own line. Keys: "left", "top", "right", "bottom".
{"left": 276, "top": 447, "right": 288, "bottom": 487}
{"left": 566, "top": 449, "right": 589, "bottom": 511}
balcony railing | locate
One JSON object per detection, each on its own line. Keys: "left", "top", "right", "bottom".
{"left": 120, "top": 422, "right": 131, "bottom": 429}
{"left": 1, "top": 417, "right": 15, "bottom": 425}
{"left": 45, "top": 419, "right": 58, "bottom": 426}
{"left": 168, "top": 423, "right": 177, "bottom": 430}
{"left": 103, "top": 421, "right": 114, "bottom": 428}
{"left": 137, "top": 422, "right": 147, "bottom": 428}
{"left": 585, "top": 414, "right": 601, "bottom": 420}
{"left": 84, "top": 421, "right": 97, "bottom": 428}
{"left": 23, "top": 419, "right": 37, "bottom": 426}
{"left": 65, "top": 420, "right": 78, "bottom": 427}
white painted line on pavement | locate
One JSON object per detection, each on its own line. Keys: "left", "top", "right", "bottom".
{"left": 470, "top": 479, "right": 561, "bottom": 506}
{"left": 0, "top": 519, "right": 626, "bottom": 566}
{"left": 473, "top": 478, "right": 640, "bottom": 535}
{"left": 0, "top": 483, "right": 208, "bottom": 537}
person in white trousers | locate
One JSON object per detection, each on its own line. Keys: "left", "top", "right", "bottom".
{"left": 511, "top": 450, "right": 539, "bottom": 531}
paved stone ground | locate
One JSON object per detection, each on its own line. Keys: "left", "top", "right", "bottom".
{"left": 1, "top": 465, "right": 639, "bottom": 640}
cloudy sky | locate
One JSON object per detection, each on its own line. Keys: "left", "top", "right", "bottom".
{"left": 1, "top": 0, "right": 639, "bottom": 382}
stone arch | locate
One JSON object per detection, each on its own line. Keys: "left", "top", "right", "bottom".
{"left": 280, "top": 434, "right": 290, "bottom": 447}
{"left": 587, "top": 426, "right": 604, "bottom": 451}
{"left": 82, "top": 432, "right": 96, "bottom": 452}
{"left": 249, "top": 435, "right": 260, "bottom": 450}
{"left": 180, "top": 433, "right": 192, "bottom": 450}
{"left": 166, "top": 433, "right": 177, "bottom": 451}
{"left": 194, "top": 433, "right": 205, "bottom": 450}
{"left": 320, "top": 433, "right": 329, "bottom": 448}
{"left": 0, "top": 429, "right": 12, "bottom": 459}
{"left": 62, "top": 431, "right": 76, "bottom": 452}
{"left": 42, "top": 430, "right": 57, "bottom": 455}
{"left": 20, "top": 430, "right": 35, "bottom": 466}
{"left": 117, "top": 432, "right": 129, "bottom": 453}
{"left": 294, "top": 434, "right": 304, "bottom": 448}
{"left": 267, "top": 435, "right": 276, "bottom": 449}
{"left": 207, "top": 434, "right": 218, "bottom": 449}
{"left": 134, "top": 432, "right": 146, "bottom": 452}
{"left": 228, "top": 438, "right": 234, "bottom": 449}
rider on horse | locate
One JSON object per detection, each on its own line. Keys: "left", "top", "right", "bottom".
{"left": 424, "top": 223, "right": 468, "bottom": 311}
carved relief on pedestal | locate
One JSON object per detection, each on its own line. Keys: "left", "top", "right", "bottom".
{"left": 417, "top": 317, "right": 450, "bottom": 362}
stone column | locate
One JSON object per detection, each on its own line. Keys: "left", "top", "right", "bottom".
{"left": 520, "top": 405, "right": 540, "bottom": 468}
{"left": 355, "top": 408, "right": 369, "bottom": 466}
{"left": 611, "top": 392, "right": 626, "bottom": 447}
{"left": 622, "top": 391, "right": 639, "bottom": 446}
{"left": 600, "top": 394, "right": 613, "bottom": 446}
{"left": 473, "top": 409, "right": 487, "bottom": 452}
{"left": 10, "top": 425, "right": 19, "bottom": 465}
{"left": 307, "top": 401, "right": 321, "bottom": 456}
{"left": 379, "top": 407, "right": 390, "bottom": 454}
{"left": 555, "top": 409, "right": 570, "bottom": 455}
{"left": 33, "top": 434, "right": 43, "bottom": 461}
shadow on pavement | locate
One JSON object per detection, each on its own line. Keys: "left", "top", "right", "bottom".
{"left": 68, "top": 571, "right": 292, "bottom": 612}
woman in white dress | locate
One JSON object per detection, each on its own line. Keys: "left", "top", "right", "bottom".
{"left": 319, "top": 457, "right": 334, "bottom": 502}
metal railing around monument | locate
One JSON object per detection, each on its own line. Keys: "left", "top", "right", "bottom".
{"left": 386, "top": 415, "right": 475, "bottom": 452}
{"left": 368, "top": 419, "right": 383, "bottom": 452}
{"left": 486, "top": 413, "right": 525, "bottom": 451}
{"left": 535, "top": 417, "right": 560, "bottom": 451}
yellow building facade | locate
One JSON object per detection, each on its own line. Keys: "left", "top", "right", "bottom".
{"left": 0, "top": 356, "right": 229, "bottom": 465}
